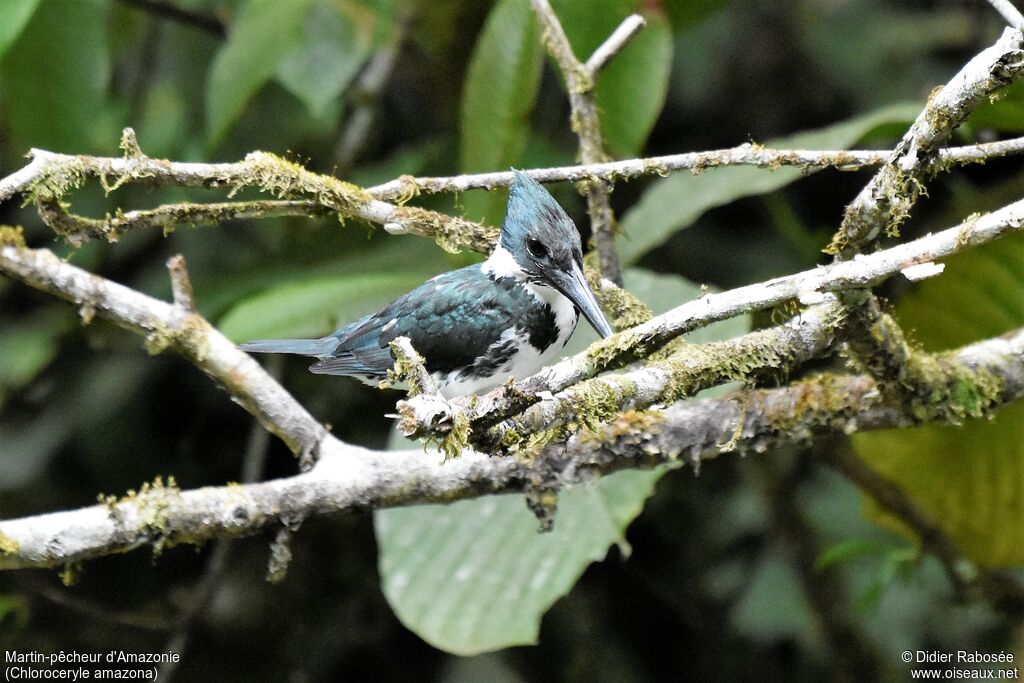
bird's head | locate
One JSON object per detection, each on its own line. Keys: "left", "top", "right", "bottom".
{"left": 497, "top": 170, "right": 613, "bottom": 338}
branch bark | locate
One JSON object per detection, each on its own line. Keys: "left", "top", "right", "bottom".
{"left": 3, "top": 325, "right": 1023, "bottom": 571}
{"left": 365, "top": 137, "right": 1024, "bottom": 198}
{"left": 0, "top": 233, "right": 328, "bottom": 460}
{"left": 827, "top": 27, "right": 1024, "bottom": 256}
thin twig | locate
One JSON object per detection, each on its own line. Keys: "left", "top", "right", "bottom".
{"left": 364, "top": 137, "right": 1024, "bottom": 198}
{"left": 531, "top": 0, "right": 635, "bottom": 284}
{"left": 166, "top": 255, "right": 196, "bottom": 312}
{"left": 986, "top": 0, "right": 1024, "bottom": 29}
{"left": 585, "top": 14, "right": 646, "bottom": 75}
{"left": 37, "top": 198, "right": 323, "bottom": 246}
{"left": 0, "top": 140, "right": 497, "bottom": 254}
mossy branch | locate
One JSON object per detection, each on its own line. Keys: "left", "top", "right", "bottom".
{"left": 827, "top": 27, "right": 1024, "bottom": 257}
{"left": 399, "top": 197, "right": 1024, "bottom": 442}
{"left": 3, "top": 324, "right": 1024, "bottom": 572}
{"left": 1, "top": 134, "right": 498, "bottom": 255}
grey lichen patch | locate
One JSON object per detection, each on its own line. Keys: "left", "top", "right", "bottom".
{"left": 641, "top": 158, "right": 670, "bottom": 177}
{"left": 390, "top": 205, "right": 498, "bottom": 255}
{"left": 179, "top": 315, "right": 211, "bottom": 361}
{"left": 956, "top": 212, "right": 982, "bottom": 248}
{"left": 0, "top": 225, "right": 26, "bottom": 249}
{"left": 0, "top": 531, "right": 19, "bottom": 556}
{"left": 143, "top": 315, "right": 209, "bottom": 359}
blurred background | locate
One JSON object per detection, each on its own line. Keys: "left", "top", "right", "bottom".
{"left": 2, "top": 0, "right": 1024, "bottom": 680}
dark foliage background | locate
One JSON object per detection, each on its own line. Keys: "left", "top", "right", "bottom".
{"left": 2, "top": 0, "right": 1024, "bottom": 680}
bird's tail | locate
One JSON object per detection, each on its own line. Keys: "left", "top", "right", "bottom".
{"left": 239, "top": 337, "right": 334, "bottom": 356}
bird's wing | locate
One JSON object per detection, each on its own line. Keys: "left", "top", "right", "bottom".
{"left": 318, "top": 266, "right": 528, "bottom": 379}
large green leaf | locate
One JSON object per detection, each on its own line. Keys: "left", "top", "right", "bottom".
{"left": 0, "top": 0, "right": 116, "bottom": 154}
{"left": 275, "top": 0, "right": 376, "bottom": 120}
{"left": 854, "top": 234, "right": 1024, "bottom": 566}
{"left": 547, "top": 0, "right": 671, "bottom": 157}
{"left": 459, "top": 0, "right": 544, "bottom": 226}
{"left": 593, "top": 8, "right": 672, "bottom": 157}
{"left": 376, "top": 469, "right": 663, "bottom": 655}
{"left": 0, "top": 0, "right": 41, "bottom": 63}
{"left": 206, "top": 0, "right": 317, "bottom": 145}
{"left": 619, "top": 102, "right": 922, "bottom": 264}
{"left": 375, "top": 268, "right": 750, "bottom": 654}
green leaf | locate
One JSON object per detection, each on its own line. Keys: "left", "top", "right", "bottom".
{"left": 547, "top": 0, "right": 670, "bottom": 156}
{"left": 0, "top": 0, "right": 116, "bottom": 154}
{"left": 854, "top": 234, "right": 1024, "bottom": 566}
{"left": 0, "top": 308, "right": 75, "bottom": 409}
{"left": 459, "top": 0, "right": 544, "bottom": 226}
{"left": 619, "top": 101, "right": 923, "bottom": 264}
{"left": 376, "top": 469, "right": 664, "bottom": 655}
{"left": 206, "top": 0, "right": 317, "bottom": 145}
{"left": 593, "top": 8, "right": 672, "bottom": 157}
{"left": 815, "top": 539, "right": 891, "bottom": 571}
{"left": 220, "top": 271, "right": 433, "bottom": 342}
{"left": 275, "top": 0, "right": 375, "bottom": 120}
{"left": 0, "top": 0, "right": 41, "bottom": 62}
{"left": 549, "top": 0, "right": 634, "bottom": 57}
{"left": 376, "top": 268, "right": 751, "bottom": 654}
{"left": 967, "top": 80, "right": 1024, "bottom": 133}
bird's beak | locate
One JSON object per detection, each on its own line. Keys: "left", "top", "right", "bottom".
{"left": 549, "top": 260, "right": 614, "bottom": 339}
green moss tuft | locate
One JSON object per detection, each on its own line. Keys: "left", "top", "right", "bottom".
{"left": 0, "top": 225, "right": 27, "bottom": 249}
{"left": 0, "top": 531, "right": 19, "bottom": 556}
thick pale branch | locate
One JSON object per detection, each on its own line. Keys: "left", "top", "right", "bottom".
{"left": 400, "top": 197, "right": 1024, "bottom": 437}
{"left": 0, "top": 236, "right": 329, "bottom": 458}
{"left": 3, "top": 325, "right": 1023, "bottom": 571}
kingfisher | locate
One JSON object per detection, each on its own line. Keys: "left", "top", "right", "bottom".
{"left": 240, "top": 171, "right": 613, "bottom": 398}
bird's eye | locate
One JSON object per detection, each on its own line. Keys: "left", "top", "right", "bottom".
{"left": 527, "top": 238, "right": 548, "bottom": 259}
